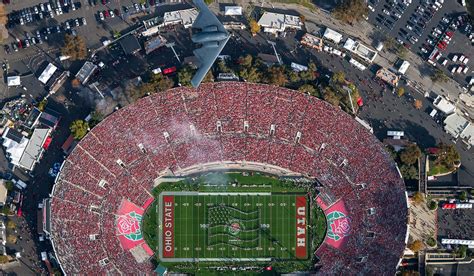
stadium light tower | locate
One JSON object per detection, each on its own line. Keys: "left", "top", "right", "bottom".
{"left": 165, "top": 42, "right": 181, "bottom": 63}
{"left": 346, "top": 89, "right": 355, "bottom": 114}
{"left": 267, "top": 40, "right": 282, "bottom": 65}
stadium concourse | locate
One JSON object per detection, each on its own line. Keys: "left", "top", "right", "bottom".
{"left": 47, "top": 82, "right": 408, "bottom": 274}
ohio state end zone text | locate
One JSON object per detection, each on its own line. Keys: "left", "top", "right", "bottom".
{"left": 157, "top": 192, "right": 309, "bottom": 262}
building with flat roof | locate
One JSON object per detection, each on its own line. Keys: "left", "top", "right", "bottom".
{"left": 397, "top": 60, "right": 410, "bottom": 75}
{"left": 119, "top": 35, "right": 142, "bottom": 55}
{"left": 257, "top": 12, "right": 303, "bottom": 34}
{"left": 224, "top": 6, "right": 242, "bottom": 16}
{"left": 38, "top": 63, "right": 58, "bottom": 85}
{"left": 7, "top": 76, "right": 20, "bottom": 87}
{"left": 433, "top": 95, "right": 456, "bottom": 114}
{"left": 343, "top": 38, "right": 377, "bottom": 63}
{"left": 144, "top": 35, "right": 167, "bottom": 55}
{"left": 323, "top": 28, "right": 343, "bottom": 44}
{"left": 443, "top": 113, "right": 474, "bottom": 148}
{"left": 76, "top": 61, "right": 98, "bottom": 85}
{"left": 300, "top": 33, "right": 323, "bottom": 51}
{"left": 161, "top": 8, "right": 198, "bottom": 29}
{"left": 17, "top": 128, "right": 51, "bottom": 171}
{"left": 376, "top": 68, "right": 400, "bottom": 87}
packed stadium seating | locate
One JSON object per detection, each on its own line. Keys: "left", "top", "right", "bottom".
{"left": 50, "top": 82, "right": 407, "bottom": 274}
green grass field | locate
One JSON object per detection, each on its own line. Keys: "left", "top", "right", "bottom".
{"left": 158, "top": 192, "right": 308, "bottom": 262}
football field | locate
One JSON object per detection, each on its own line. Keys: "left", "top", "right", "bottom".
{"left": 158, "top": 192, "right": 308, "bottom": 262}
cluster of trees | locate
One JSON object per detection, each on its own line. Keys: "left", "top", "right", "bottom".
{"left": 61, "top": 35, "right": 87, "bottom": 61}
{"left": 387, "top": 144, "right": 421, "bottom": 180}
{"left": 400, "top": 144, "right": 421, "bottom": 179}
{"left": 332, "top": 0, "right": 369, "bottom": 24}
{"left": 127, "top": 73, "right": 175, "bottom": 101}
{"left": 432, "top": 142, "right": 460, "bottom": 171}
{"left": 430, "top": 68, "right": 449, "bottom": 83}
{"left": 321, "top": 72, "right": 361, "bottom": 113}
{"left": 70, "top": 119, "right": 89, "bottom": 140}
{"left": 384, "top": 37, "right": 408, "bottom": 58}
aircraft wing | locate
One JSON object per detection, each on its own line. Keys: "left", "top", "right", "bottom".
{"left": 192, "top": 0, "right": 226, "bottom": 33}
{"left": 190, "top": 35, "right": 230, "bottom": 88}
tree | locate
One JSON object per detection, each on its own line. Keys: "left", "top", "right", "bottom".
{"left": 298, "top": 84, "right": 318, "bottom": 96}
{"left": 4, "top": 180, "right": 13, "bottom": 191}
{"left": 6, "top": 220, "right": 15, "bottom": 230}
{"left": 204, "top": 0, "right": 213, "bottom": 4}
{"left": 396, "top": 44, "right": 408, "bottom": 58}
{"left": 288, "top": 71, "right": 301, "bottom": 83}
{"left": 71, "top": 78, "right": 81, "bottom": 88}
{"left": 61, "top": 35, "right": 87, "bottom": 61}
{"left": 265, "top": 66, "right": 288, "bottom": 86}
{"left": 216, "top": 59, "right": 230, "bottom": 73}
{"left": 459, "top": 191, "right": 467, "bottom": 201}
{"left": 331, "top": 71, "right": 346, "bottom": 84}
{"left": 0, "top": 255, "right": 8, "bottom": 264}
{"left": 238, "top": 54, "right": 253, "bottom": 68}
{"left": 203, "top": 70, "right": 214, "bottom": 83}
{"left": 239, "top": 67, "right": 261, "bottom": 83}
{"left": 413, "top": 99, "right": 423, "bottom": 109}
{"left": 323, "top": 87, "right": 340, "bottom": 106}
{"left": 37, "top": 98, "right": 48, "bottom": 112}
{"left": 138, "top": 73, "right": 174, "bottom": 97}
{"left": 89, "top": 111, "right": 104, "bottom": 128}
{"left": 408, "top": 240, "right": 424, "bottom": 252}
{"left": 400, "top": 165, "right": 418, "bottom": 180}
{"left": 299, "top": 15, "right": 306, "bottom": 23}
{"left": 427, "top": 200, "right": 437, "bottom": 210}
{"left": 249, "top": 19, "right": 260, "bottom": 35}
{"left": 178, "top": 65, "right": 195, "bottom": 86}
{"left": 400, "top": 144, "right": 421, "bottom": 165}
{"left": 6, "top": 234, "right": 17, "bottom": 244}
{"left": 385, "top": 145, "right": 398, "bottom": 161}
{"left": 431, "top": 68, "right": 449, "bottom": 83}
{"left": 332, "top": 0, "right": 369, "bottom": 24}
{"left": 397, "top": 87, "right": 405, "bottom": 97}
{"left": 299, "top": 62, "right": 318, "bottom": 82}
{"left": 70, "top": 120, "right": 89, "bottom": 140}
{"left": 435, "top": 143, "right": 460, "bottom": 169}
{"left": 412, "top": 192, "right": 424, "bottom": 204}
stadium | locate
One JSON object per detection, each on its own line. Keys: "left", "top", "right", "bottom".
{"left": 45, "top": 82, "right": 409, "bottom": 274}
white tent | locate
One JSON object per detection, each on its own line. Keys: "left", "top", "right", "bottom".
{"left": 224, "top": 6, "right": 242, "bottom": 16}
{"left": 7, "top": 76, "right": 21, "bottom": 87}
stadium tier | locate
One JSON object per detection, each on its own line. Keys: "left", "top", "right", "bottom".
{"left": 49, "top": 82, "right": 408, "bottom": 274}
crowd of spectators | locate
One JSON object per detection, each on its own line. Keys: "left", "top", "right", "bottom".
{"left": 50, "top": 82, "right": 407, "bottom": 274}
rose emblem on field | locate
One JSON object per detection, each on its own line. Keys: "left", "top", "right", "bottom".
{"left": 117, "top": 211, "right": 143, "bottom": 241}
{"left": 326, "top": 211, "right": 351, "bottom": 242}
{"left": 330, "top": 217, "right": 351, "bottom": 236}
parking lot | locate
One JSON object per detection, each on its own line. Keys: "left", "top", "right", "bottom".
{"left": 2, "top": 0, "right": 180, "bottom": 62}
{"left": 368, "top": 0, "right": 472, "bottom": 87}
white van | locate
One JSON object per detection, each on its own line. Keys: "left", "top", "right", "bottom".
{"left": 429, "top": 108, "right": 438, "bottom": 117}
{"left": 452, "top": 55, "right": 458, "bottom": 62}
{"left": 13, "top": 179, "right": 27, "bottom": 190}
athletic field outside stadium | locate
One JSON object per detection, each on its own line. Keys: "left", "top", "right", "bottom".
{"left": 158, "top": 191, "right": 309, "bottom": 262}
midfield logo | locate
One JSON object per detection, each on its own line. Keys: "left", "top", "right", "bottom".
{"left": 326, "top": 211, "right": 351, "bottom": 242}
{"left": 117, "top": 211, "right": 143, "bottom": 241}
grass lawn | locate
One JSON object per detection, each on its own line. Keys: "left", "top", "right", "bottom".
{"left": 428, "top": 164, "right": 453, "bottom": 176}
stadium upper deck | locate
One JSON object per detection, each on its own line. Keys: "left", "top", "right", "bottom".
{"left": 49, "top": 82, "right": 408, "bottom": 274}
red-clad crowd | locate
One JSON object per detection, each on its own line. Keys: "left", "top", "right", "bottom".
{"left": 50, "top": 82, "right": 407, "bottom": 274}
